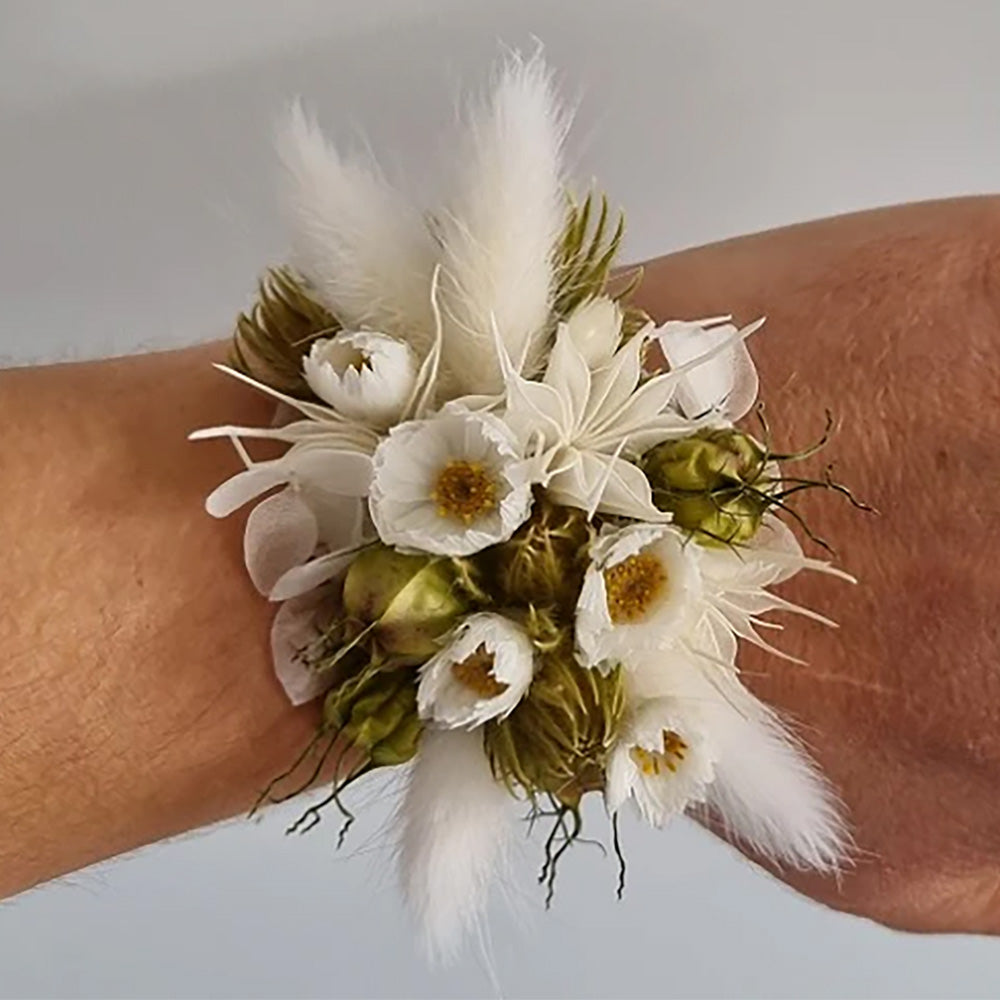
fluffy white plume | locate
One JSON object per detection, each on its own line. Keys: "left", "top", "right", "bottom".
{"left": 279, "top": 103, "right": 438, "bottom": 350}
{"left": 631, "top": 656, "right": 848, "bottom": 871}
{"left": 398, "top": 728, "right": 512, "bottom": 963}
{"left": 700, "top": 671, "right": 849, "bottom": 871}
{"left": 436, "top": 54, "right": 568, "bottom": 395}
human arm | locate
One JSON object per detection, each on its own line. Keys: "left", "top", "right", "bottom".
{"left": 2, "top": 196, "right": 998, "bottom": 931}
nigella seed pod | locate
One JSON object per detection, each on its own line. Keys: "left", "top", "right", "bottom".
{"left": 342, "top": 545, "right": 468, "bottom": 659}
{"left": 323, "top": 670, "right": 422, "bottom": 766}
{"left": 642, "top": 429, "right": 768, "bottom": 546}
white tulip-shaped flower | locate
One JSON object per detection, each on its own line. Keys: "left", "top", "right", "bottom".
{"left": 575, "top": 523, "right": 703, "bottom": 670}
{"left": 655, "top": 316, "right": 761, "bottom": 422}
{"left": 417, "top": 613, "right": 536, "bottom": 728}
{"left": 606, "top": 696, "right": 717, "bottom": 827}
{"left": 303, "top": 331, "right": 417, "bottom": 427}
{"left": 562, "top": 295, "right": 623, "bottom": 369}
{"left": 369, "top": 407, "right": 534, "bottom": 557}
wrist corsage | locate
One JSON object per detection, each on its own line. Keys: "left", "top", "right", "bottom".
{"left": 192, "top": 54, "right": 868, "bottom": 961}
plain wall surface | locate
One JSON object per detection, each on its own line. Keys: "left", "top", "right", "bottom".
{"left": 1, "top": 1, "right": 999, "bottom": 997}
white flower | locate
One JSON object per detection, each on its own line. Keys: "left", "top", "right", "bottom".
{"left": 500, "top": 321, "right": 712, "bottom": 522}
{"left": 369, "top": 407, "right": 533, "bottom": 557}
{"left": 606, "top": 697, "right": 717, "bottom": 827}
{"left": 417, "top": 613, "right": 535, "bottom": 728}
{"left": 563, "top": 295, "right": 622, "bottom": 368}
{"left": 654, "top": 316, "right": 761, "bottom": 422}
{"left": 687, "top": 514, "right": 853, "bottom": 665}
{"left": 303, "top": 331, "right": 417, "bottom": 427}
{"left": 576, "top": 523, "right": 702, "bottom": 669}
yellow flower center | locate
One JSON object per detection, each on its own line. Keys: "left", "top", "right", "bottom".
{"left": 603, "top": 553, "right": 667, "bottom": 623}
{"left": 629, "top": 729, "right": 688, "bottom": 776}
{"left": 431, "top": 460, "right": 498, "bottom": 523}
{"left": 451, "top": 645, "right": 509, "bottom": 699}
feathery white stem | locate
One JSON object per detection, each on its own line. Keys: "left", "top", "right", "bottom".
{"left": 398, "top": 728, "right": 512, "bottom": 963}
{"left": 437, "top": 54, "right": 568, "bottom": 396}
{"left": 279, "top": 103, "right": 438, "bottom": 351}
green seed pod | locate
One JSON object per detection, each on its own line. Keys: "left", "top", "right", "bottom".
{"left": 484, "top": 643, "right": 625, "bottom": 803}
{"left": 323, "top": 668, "right": 422, "bottom": 767}
{"left": 342, "top": 545, "right": 468, "bottom": 660}
{"left": 642, "top": 429, "right": 769, "bottom": 546}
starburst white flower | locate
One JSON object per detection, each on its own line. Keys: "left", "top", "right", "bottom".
{"left": 418, "top": 613, "right": 536, "bottom": 728}
{"left": 655, "top": 316, "right": 760, "bottom": 422}
{"left": 575, "top": 523, "right": 703, "bottom": 669}
{"left": 606, "top": 696, "right": 717, "bottom": 827}
{"left": 303, "top": 331, "right": 417, "bottom": 427}
{"left": 500, "top": 317, "right": 757, "bottom": 521}
{"left": 369, "top": 407, "right": 533, "bottom": 557}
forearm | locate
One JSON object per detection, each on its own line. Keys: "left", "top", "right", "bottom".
{"left": 0, "top": 345, "right": 321, "bottom": 898}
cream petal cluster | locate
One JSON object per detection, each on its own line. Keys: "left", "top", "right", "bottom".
{"left": 417, "top": 613, "right": 536, "bottom": 728}
{"left": 368, "top": 407, "right": 534, "bottom": 557}
{"left": 606, "top": 696, "right": 717, "bottom": 827}
{"left": 655, "top": 316, "right": 761, "bottom": 422}
{"left": 303, "top": 331, "right": 417, "bottom": 427}
{"left": 575, "top": 523, "right": 703, "bottom": 670}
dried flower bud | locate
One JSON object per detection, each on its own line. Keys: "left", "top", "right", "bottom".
{"left": 324, "top": 669, "right": 422, "bottom": 766}
{"left": 342, "top": 545, "right": 467, "bottom": 659}
{"left": 642, "top": 429, "right": 768, "bottom": 546}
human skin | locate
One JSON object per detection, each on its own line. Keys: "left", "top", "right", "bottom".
{"left": 1, "top": 196, "right": 998, "bottom": 933}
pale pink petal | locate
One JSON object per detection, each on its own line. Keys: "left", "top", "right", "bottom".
{"left": 270, "top": 594, "right": 332, "bottom": 705}
{"left": 243, "top": 488, "right": 319, "bottom": 596}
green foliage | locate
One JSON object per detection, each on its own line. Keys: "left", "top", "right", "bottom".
{"left": 230, "top": 266, "right": 339, "bottom": 397}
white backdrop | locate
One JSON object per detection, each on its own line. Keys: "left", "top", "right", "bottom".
{"left": 1, "top": 2, "right": 999, "bottom": 997}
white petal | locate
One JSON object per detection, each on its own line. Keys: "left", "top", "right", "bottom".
{"left": 243, "top": 488, "right": 319, "bottom": 596}
{"left": 656, "top": 318, "right": 760, "bottom": 420}
{"left": 286, "top": 444, "right": 373, "bottom": 498}
{"left": 270, "top": 593, "right": 332, "bottom": 706}
{"left": 269, "top": 547, "right": 358, "bottom": 601}
{"left": 544, "top": 325, "right": 592, "bottom": 429}
{"left": 205, "top": 461, "right": 288, "bottom": 518}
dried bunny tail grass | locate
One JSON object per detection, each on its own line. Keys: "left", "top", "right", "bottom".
{"left": 436, "top": 52, "right": 570, "bottom": 396}
{"left": 229, "top": 266, "right": 339, "bottom": 397}
{"left": 279, "top": 102, "right": 439, "bottom": 352}
{"left": 397, "top": 728, "right": 513, "bottom": 964}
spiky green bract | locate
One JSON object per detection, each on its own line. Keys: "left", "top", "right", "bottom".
{"left": 230, "top": 266, "right": 340, "bottom": 398}
{"left": 483, "top": 493, "right": 595, "bottom": 612}
{"left": 484, "top": 632, "right": 625, "bottom": 806}
{"left": 551, "top": 191, "right": 650, "bottom": 338}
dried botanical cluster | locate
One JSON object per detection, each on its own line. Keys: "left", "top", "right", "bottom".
{"left": 193, "top": 55, "right": 865, "bottom": 962}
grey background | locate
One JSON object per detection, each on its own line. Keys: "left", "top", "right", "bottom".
{"left": 1, "top": 1, "right": 998, "bottom": 997}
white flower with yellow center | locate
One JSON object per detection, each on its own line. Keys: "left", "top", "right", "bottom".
{"left": 606, "top": 697, "right": 717, "bottom": 827}
{"left": 417, "top": 613, "right": 536, "bottom": 728}
{"left": 303, "top": 330, "right": 417, "bottom": 427}
{"left": 575, "top": 523, "right": 702, "bottom": 670}
{"left": 368, "top": 407, "right": 533, "bottom": 557}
